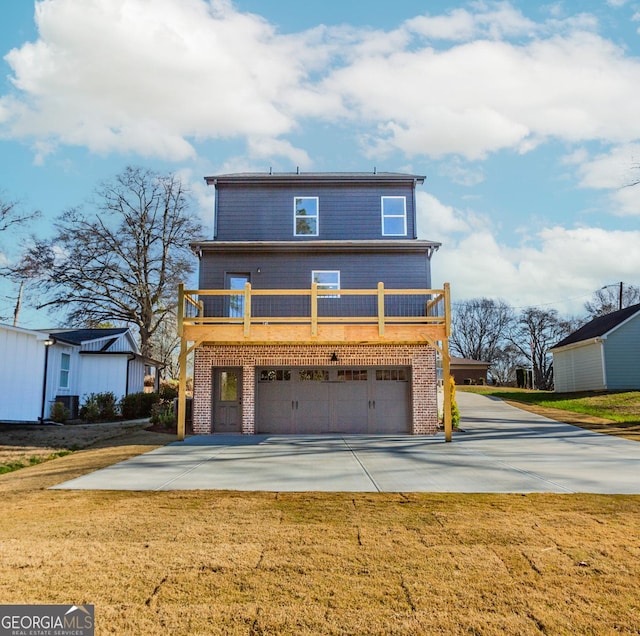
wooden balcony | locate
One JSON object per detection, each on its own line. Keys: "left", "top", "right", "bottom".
{"left": 176, "top": 281, "right": 453, "bottom": 441}
{"left": 178, "top": 282, "right": 451, "bottom": 346}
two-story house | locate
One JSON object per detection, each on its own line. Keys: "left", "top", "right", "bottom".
{"left": 177, "top": 172, "right": 452, "bottom": 439}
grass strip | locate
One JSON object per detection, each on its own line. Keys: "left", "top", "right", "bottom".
{"left": 460, "top": 386, "right": 640, "bottom": 423}
{"left": 0, "top": 450, "right": 73, "bottom": 475}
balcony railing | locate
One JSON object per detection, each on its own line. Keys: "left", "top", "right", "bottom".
{"left": 176, "top": 281, "right": 453, "bottom": 441}
{"left": 178, "top": 282, "right": 450, "bottom": 344}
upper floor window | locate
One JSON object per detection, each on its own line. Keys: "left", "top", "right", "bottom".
{"left": 294, "top": 197, "right": 319, "bottom": 236}
{"left": 381, "top": 196, "right": 407, "bottom": 236}
{"left": 312, "top": 270, "right": 340, "bottom": 298}
{"left": 59, "top": 352, "right": 71, "bottom": 389}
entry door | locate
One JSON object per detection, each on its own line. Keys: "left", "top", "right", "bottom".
{"left": 212, "top": 368, "right": 242, "bottom": 433}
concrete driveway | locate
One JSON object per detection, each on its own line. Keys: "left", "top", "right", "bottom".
{"left": 51, "top": 392, "right": 640, "bottom": 493}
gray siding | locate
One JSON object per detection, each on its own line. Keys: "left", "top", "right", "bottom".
{"left": 198, "top": 250, "right": 432, "bottom": 318}
{"left": 603, "top": 315, "right": 640, "bottom": 389}
{"left": 199, "top": 251, "right": 430, "bottom": 290}
{"left": 214, "top": 182, "right": 417, "bottom": 241}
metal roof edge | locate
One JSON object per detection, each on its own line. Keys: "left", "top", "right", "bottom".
{"left": 549, "top": 337, "right": 604, "bottom": 354}
{"left": 191, "top": 239, "right": 441, "bottom": 253}
{"left": 205, "top": 172, "right": 426, "bottom": 186}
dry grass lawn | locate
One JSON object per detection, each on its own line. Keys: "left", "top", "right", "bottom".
{"left": 0, "top": 435, "right": 639, "bottom": 635}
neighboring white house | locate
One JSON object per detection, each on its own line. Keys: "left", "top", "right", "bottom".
{"left": 550, "top": 303, "right": 640, "bottom": 392}
{"left": 0, "top": 325, "right": 159, "bottom": 422}
{"left": 0, "top": 324, "right": 48, "bottom": 422}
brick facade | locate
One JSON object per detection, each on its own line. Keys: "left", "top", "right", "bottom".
{"left": 193, "top": 344, "right": 438, "bottom": 435}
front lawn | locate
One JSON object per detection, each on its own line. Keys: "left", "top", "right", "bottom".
{"left": 1, "top": 446, "right": 639, "bottom": 635}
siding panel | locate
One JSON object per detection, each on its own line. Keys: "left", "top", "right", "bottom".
{"left": 198, "top": 250, "right": 432, "bottom": 318}
{"left": 553, "top": 343, "right": 605, "bottom": 392}
{"left": 0, "top": 327, "right": 46, "bottom": 421}
{"left": 215, "top": 182, "right": 417, "bottom": 241}
{"left": 603, "top": 316, "right": 640, "bottom": 389}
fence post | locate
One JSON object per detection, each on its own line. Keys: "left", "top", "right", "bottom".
{"left": 377, "top": 282, "right": 385, "bottom": 336}
{"left": 244, "top": 282, "right": 252, "bottom": 337}
{"left": 311, "top": 282, "right": 318, "bottom": 337}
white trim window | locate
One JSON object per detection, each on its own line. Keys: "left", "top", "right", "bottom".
{"left": 294, "top": 197, "right": 319, "bottom": 236}
{"left": 381, "top": 196, "right": 407, "bottom": 236}
{"left": 312, "top": 270, "right": 340, "bottom": 298}
{"left": 59, "top": 352, "right": 71, "bottom": 389}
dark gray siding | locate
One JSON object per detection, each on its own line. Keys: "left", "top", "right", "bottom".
{"left": 214, "top": 182, "right": 417, "bottom": 241}
{"left": 198, "top": 250, "right": 432, "bottom": 318}
{"left": 199, "top": 251, "right": 430, "bottom": 289}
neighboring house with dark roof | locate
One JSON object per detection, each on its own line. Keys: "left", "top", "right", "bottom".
{"left": 450, "top": 356, "right": 489, "bottom": 385}
{"left": 550, "top": 303, "right": 640, "bottom": 392}
{"left": 0, "top": 324, "right": 159, "bottom": 422}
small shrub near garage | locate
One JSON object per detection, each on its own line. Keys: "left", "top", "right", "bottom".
{"left": 79, "top": 392, "right": 119, "bottom": 423}
{"left": 150, "top": 403, "right": 176, "bottom": 427}
{"left": 120, "top": 392, "right": 160, "bottom": 419}
{"left": 49, "top": 401, "right": 70, "bottom": 424}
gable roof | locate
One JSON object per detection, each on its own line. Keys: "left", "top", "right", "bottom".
{"left": 450, "top": 356, "right": 489, "bottom": 367}
{"left": 552, "top": 303, "right": 640, "bottom": 349}
{"left": 42, "top": 328, "right": 129, "bottom": 346}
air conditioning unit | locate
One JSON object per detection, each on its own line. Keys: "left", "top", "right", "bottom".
{"left": 55, "top": 395, "right": 79, "bottom": 420}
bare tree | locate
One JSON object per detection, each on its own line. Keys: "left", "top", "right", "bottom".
{"left": 489, "top": 344, "right": 527, "bottom": 386}
{"left": 509, "top": 308, "right": 574, "bottom": 390}
{"left": 0, "top": 196, "right": 41, "bottom": 323}
{"left": 450, "top": 298, "right": 514, "bottom": 364}
{"left": 584, "top": 283, "right": 640, "bottom": 318}
{"left": 0, "top": 194, "right": 40, "bottom": 235}
{"left": 152, "top": 310, "right": 181, "bottom": 379}
{"left": 33, "top": 166, "right": 203, "bottom": 357}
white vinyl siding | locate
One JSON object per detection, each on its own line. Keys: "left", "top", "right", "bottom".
{"left": 552, "top": 342, "right": 606, "bottom": 392}
{"left": 0, "top": 326, "right": 46, "bottom": 421}
{"left": 381, "top": 196, "right": 407, "bottom": 236}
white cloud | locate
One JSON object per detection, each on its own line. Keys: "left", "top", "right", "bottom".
{"left": 419, "top": 193, "right": 640, "bottom": 314}
{"left": 416, "top": 191, "right": 472, "bottom": 237}
{"left": 406, "top": 3, "right": 536, "bottom": 42}
{"left": 1, "top": 0, "right": 324, "bottom": 162}
{"left": 572, "top": 143, "right": 640, "bottom": 215}
{"left": 325, "top": 30, "right": 640, "bottom": 160}
{"left": 2, "top": 0, "right": 640, "bottom": 185}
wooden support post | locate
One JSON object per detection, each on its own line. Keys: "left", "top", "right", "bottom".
{"left": 311, "top": 282, "right": 318, "bottom": 337}
{"left": 243, "top": 282, "right": 251, "bottom": 337}
{"left": 377, "top": 282, "right": 385, "bottom": 336}
{"left": 442, "top": 282, "right": 452, "bottom": 442}
{"left": 442, "top": 337, "right": 452, "bottom": 443}
{"left": 177, "top": 283, "right": 184, "bottom": 337}
{"left": 177, "top": 285, "right": 188, "bottom": 441}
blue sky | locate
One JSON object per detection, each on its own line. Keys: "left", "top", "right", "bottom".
{"left": 1, "top": 0, "right": 640, "bottom": 327}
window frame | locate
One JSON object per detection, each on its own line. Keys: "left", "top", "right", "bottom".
{"left": 381, "top": 196, "right": 407, "bottom": 236}
{"left": 59, "top": 352, "right": 71, "bottom": 389}
{"left": 312, "top": 270, "right": 340, "bottom": 299}
{"left": 294, "top": 196, "right": 319, "bottom": 237}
